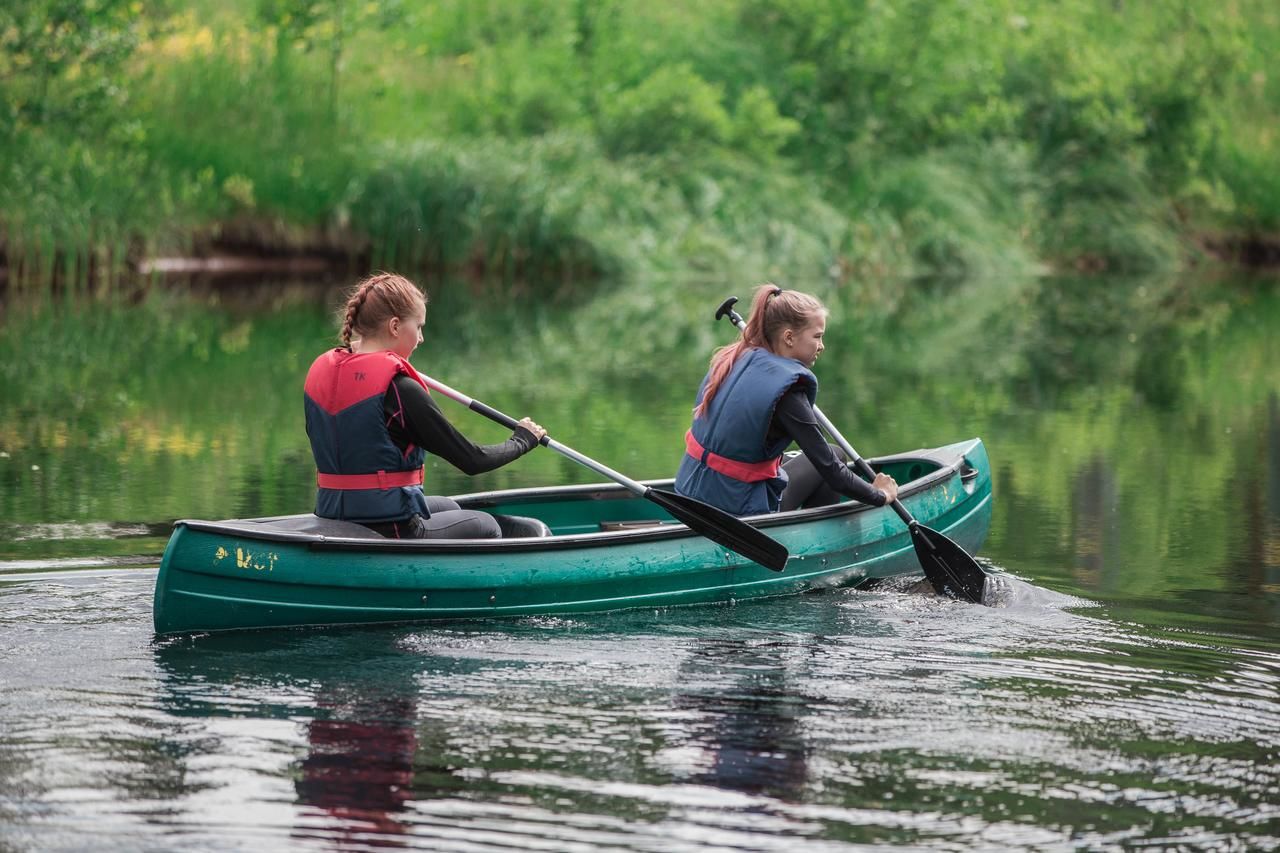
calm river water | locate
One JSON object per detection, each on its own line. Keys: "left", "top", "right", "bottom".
{"left": 1, "top": 272, "right": 1277, "bottom": 850}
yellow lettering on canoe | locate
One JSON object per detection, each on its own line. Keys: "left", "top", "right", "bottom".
{"left": 214, "top": 546, "right": 229, "bottom": 561}
{"left": 233, "top": 547, "right": 278, "bottom": 572}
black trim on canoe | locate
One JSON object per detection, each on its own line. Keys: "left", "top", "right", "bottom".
{"left": 173, "top": 444, "right": 977, "bottom": 554}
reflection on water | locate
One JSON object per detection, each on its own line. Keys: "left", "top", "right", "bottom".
{"left": 0, "top": 565, "right": 1274, "bottom": 849}
{"left": 669, "top": 638, "right": 811, "bottom": 800}
{"left": 0, "top": 272, "right": 1278, "bottom": 848}
{"left": 294, "top": 693, "right": 418, "bottom": 846}
{"left": 156, "top": 632, "right": 423, "bottom": 846}
{"left": 2, "top": 576, "right": 1272, "bottom": 850}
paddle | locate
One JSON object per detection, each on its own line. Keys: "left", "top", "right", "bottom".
{"left": 410, "top": 368, "right": 790, "bottom": 572}
{"left": 714, "top": 297, "right": 988, "bottom": 602}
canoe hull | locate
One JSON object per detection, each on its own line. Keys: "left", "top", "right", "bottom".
{"left": 154, "top": 438, "right": 992, "bottom": 634}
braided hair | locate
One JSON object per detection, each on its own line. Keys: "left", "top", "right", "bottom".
{"left": 337, "top": 272, "right": 427, "bottom": 347}
{"left": 694, "top": 283, "right": 827, "bottom": 418}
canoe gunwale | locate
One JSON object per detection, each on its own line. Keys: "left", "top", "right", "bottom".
{"left": 172, "top": 440, "right": 981, "bottom": 553}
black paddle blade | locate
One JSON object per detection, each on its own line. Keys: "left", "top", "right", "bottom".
{"left": 645, "top": 488, "right": 789, "bottom": 572}
{"left": 909, "top": 523, "right": 987, "bottom": 603}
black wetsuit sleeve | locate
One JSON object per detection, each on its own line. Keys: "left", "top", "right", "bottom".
{"left": 385, "top": 374, "right": 537, "bottom": 475}
{"left": 771, "top": 389, "right": 888, "bottom": 506}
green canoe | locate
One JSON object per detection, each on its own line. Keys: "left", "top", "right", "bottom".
{"left": 153, "top": 438, "right": 992, "bottom": 635}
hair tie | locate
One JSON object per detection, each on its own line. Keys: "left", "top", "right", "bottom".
{"left": 771, "top": 287, "right": 784, "bottom": 298}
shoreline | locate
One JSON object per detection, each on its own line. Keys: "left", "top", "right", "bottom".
{"left": 2, "top": 226, "right": 1278, "bottom": 290}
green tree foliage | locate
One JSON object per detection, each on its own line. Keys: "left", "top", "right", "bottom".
{"left": 598, "top": 64, "right": 732, "bottom": 157}
{"left": 0, "top": 0, "right": 1276, "bottom": 283}
{"left": 0, "top": 0, "right": 159, "bottom": 270}
{"left": 0, "top": 0, "right": 145, "bottom": 134}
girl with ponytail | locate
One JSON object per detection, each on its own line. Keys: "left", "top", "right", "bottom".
{"left": 675, "top": 283, "right": 897, "bottom": 517}
{"left": 303, "top": 272, "right": 547, "bottom": 539}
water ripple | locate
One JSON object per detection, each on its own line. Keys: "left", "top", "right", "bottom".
{"left": 1, "top": 569, "right": 1277, "bottom": 850}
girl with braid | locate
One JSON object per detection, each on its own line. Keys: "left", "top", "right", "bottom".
{"left": 303, "top": 273, "right": 546, "bottom": 539}
{"left": 675, "top": 283, "right": 897, "bottom": 517}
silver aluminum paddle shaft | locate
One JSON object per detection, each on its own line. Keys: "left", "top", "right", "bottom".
{"left": 411, "top": 368, "right": 650, "bottom": 498}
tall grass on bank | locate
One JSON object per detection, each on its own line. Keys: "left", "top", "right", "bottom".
{"left": 345, "top": 137, "right": 610, "bottom": 280}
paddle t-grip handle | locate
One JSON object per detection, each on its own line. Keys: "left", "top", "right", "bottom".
{"left": 714, "top": 296, "right": 740, "bottom": 323}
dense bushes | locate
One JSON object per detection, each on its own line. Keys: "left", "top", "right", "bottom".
{"left": 0, "top": 0, "right": 1276, "bottom": 284}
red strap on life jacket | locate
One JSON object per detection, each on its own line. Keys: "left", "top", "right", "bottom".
{"left": 684, "top": 430, "right": 781, "bottom": 483}
{"left": 316, "top": 469, "right": 424, "bottom": 490}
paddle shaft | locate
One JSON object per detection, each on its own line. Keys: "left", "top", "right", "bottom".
{"left": 410, "top": 371, "right": 651, "bottom": 498}
{"left": 718, "top": 303, "right": 918, "bottom": 529}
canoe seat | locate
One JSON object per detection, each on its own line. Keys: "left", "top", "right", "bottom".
{"left": 492, "top": 513, "right": 553, "bottom": 538}
{"left": 265, "top": 515, "right": 387, "bottom": 539}
{"left": 257, "top": 513, "right": 552, "bottom": 539}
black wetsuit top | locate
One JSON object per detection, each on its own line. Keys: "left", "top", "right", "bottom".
{"left": 768, "top": 388, "right": 888, "bottom": 506}
{"left": 384, "top": 374, "right": 537, "bottom": 474}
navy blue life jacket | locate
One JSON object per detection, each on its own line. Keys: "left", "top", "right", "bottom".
{"left": 303, "top": 348, "right": 430, "bottom": 523}
{"left": 674, "top": 347, "right": 818, "bottom": 516}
